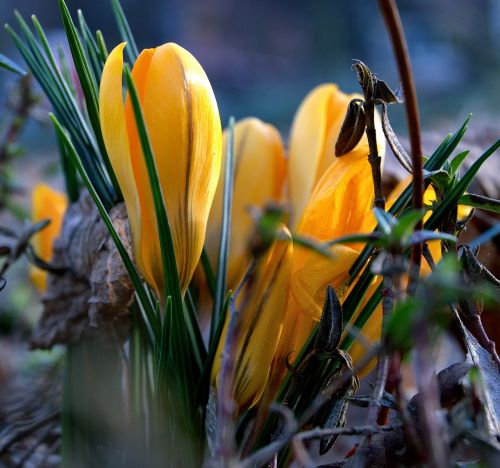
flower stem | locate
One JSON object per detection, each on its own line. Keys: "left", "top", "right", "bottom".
{"left": 378, "top": 0, "right": 424, "bottom": 282}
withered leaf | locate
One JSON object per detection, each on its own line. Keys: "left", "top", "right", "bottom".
{"left": 353, "top": 60, "right": 374, "bottom": 101}
{"left": 380, "top": 102, "right": 412, "bottom": 173}
{"left": 374, "top": 79, "right": 400, "bottom": 104}
{"left": 335, "top": 99, "right": 366, "bottom": 157}
{"left": 459, "top": 244, "right": 500, "bottom": 287}
{"left": 315, "top": 285, "right": 343, "bottom": 354}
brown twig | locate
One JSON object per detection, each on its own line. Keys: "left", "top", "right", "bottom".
{"left": 292, "top": 424, "right": 397, "bottom": 468}
{"left": 238, "top": 404, "right": 297, "bottom": 468}
{"left": 238, "top": 345, "right": 381, "bottom": 467}
{"left": 378, "top": 0, "right": 424, "bottom": 284}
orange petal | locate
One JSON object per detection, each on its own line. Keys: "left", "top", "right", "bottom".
{"left": 30, "top": 184, "right": 68, "bottom": 292}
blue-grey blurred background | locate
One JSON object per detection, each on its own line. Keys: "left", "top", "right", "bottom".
{"left": 1, "top": 0, "right": 499, "bottom": 147}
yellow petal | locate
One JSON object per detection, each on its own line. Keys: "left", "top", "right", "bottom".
{"left": 290, "top": 245, "right": 360, "bottom": 321}
{"left": 288, "top": 84, "right": 347, "bottom": 226}
{"left": 30, "top": 184, "right": 68, "bottom": 292}
{"left": 211, "top": 225, "right": 293, "bottom": 411}
{"left": 125, "top": 43, "right": 222, "bottom": 296}
{"left": 277, "top": 138, "right": 382, "bottom": 377}
{"left": 296, "top": 149, "right": 376, "bottom": 245}
{"left": 288, "top": 84, "right": 385, "bottom": 226}
{"left": 205, "top": 117, "right": 286, "bottom": 289}
{"left": 99, "top": 43, "right": 148, "bottom": 286}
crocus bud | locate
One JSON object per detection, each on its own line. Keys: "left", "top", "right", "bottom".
{"left": 211, "top": 225, "right": 293, "bottom": 411}
{"left": 30, "top": 184, "right": 68, "bottom": 292}
{"left": 205, "top": 117, "right": 286, "bottom": 288}
{"left": 100, "top": 42, "right": 222, "bottom": 298}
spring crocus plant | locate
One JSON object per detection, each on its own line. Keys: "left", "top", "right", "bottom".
{"left": 99, "top": 42, "right": 222, "bottom": 299}
{"left": 212, "top": 84, "right": 386, "bottom": 410}
{"left": 30, "top": 184, "right": 68, "bottom": 292}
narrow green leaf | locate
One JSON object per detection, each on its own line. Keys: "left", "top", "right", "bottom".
{"left": 201, "top": 248, "right": 216, "bottom": 298}
{"left": 77, "top": 10, "right": 103, "bottom": 82}
{"left": 185, "top": 289, "right": 207, "bottom": 372}
{"left": 210, "top": 116, "right": 235, "bottom": 345}
{"left": 459, "top": 193, "right": 500, "bottom": 214}
{"left": 96, "top": 30, "right": 109, "bottom": 62}
{"left": 341, "top": 282, "right": 383, "bottom": 353}
{"left": 426, "top": 139, "right": 500, "bottom": 230}
{"left": 111, "top": 0, "right": 139, "bottom": 62}
{"left": 57, "top": 0, "right": 122, "bottom": 201}
{"left": 55, "top": 132, "right": 80, "bottom": 202}
{"left": 50, "top": 113, "right": 159, "bottom": 343}
{"left": 0, "top": 52, "right": 26, "bottom": 75}
{"left": 157, "top": 296, "right": 173, "bottom": 391}
{"left": 56, "top": 44, "right": 77, "bottom": 96}
{"left": 450, "top": 150, "right": 470, "bottom": 176}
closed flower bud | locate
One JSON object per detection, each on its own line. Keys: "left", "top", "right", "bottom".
{"left": 205, "top": 117, "right": 286, "bottom": 288}
{"left": 100, "top": 42, "right": 222, "bottom": 298}
{"left": 211, "top": 225, "right": 293, "bottom": 411}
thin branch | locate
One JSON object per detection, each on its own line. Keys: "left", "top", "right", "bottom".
{"left": 238, "top": 404, "right": 297, "bottom": 468}
{"left": 378, "top": 0, "right": 424, "bottom": 283}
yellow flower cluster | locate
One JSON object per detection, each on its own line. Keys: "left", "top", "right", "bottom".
{"left": 36, "top": 41, "right": 390, "bottom": 412}
{"left": 98, "top": 42, "right": 386, "bottom": 411}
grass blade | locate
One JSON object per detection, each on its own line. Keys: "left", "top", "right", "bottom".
{"left": 201, "top": 248, "right": 216, "bottom": 298}
{"left": 57, "top": 0, "right": 122, "bottom": 200}
{"left": 96, "top": 30, "right": 109, "bottom": 62}
{"left": 111, "top": 0, "right": 139, "bottom": 62}
{"left": 0, "top": 52, "right": 26, "bottom": 75}
{"left": 210, "top": 116, "right": 235, "bottom": 345}
{"left": 425, "top": 139, "right": 500, "bottom": 230}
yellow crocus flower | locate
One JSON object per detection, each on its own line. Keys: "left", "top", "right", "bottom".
{"left": 212, "top": 84, "right": 384, "bottom": 410}
{"left": 30, "top": 184, "right": 68, "bottom": 292}
{"left": 99, "top": 42, "right": 222, "bottom": 298}
{"left": 205, "top": 117, "right": 286, "bottom": 289}
{"left": 211, "top": 225, "right": 293, "bottom": 411}
{"left": 275, "top": 148, "right": 378, "bottom": 384}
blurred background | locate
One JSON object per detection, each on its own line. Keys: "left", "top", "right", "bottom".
{"left": 1, "top": 0, "right": 500, "bottom": 138}
{"left": 0, "top": 2, "right": 499, "bottom": 464}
